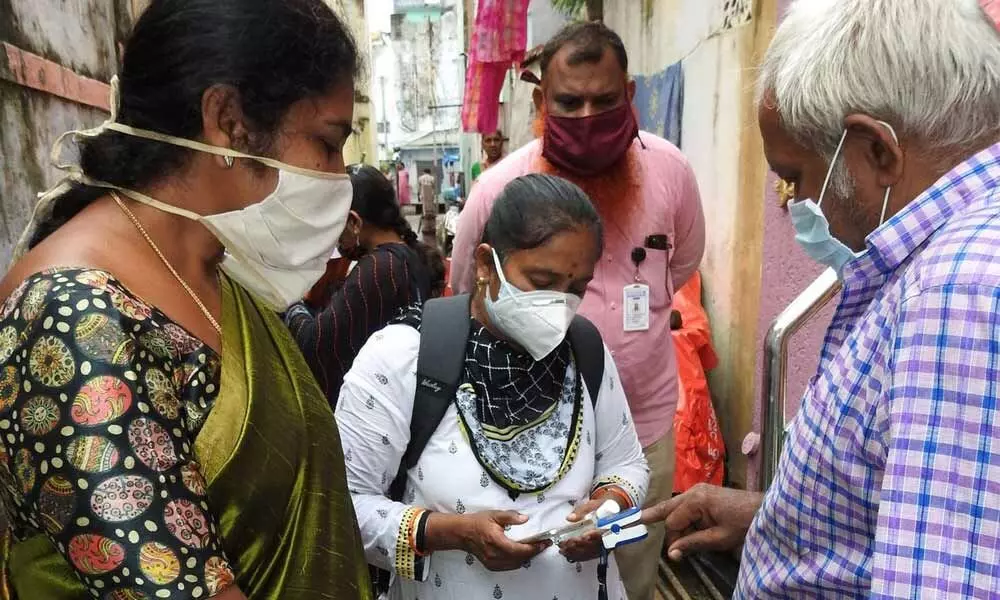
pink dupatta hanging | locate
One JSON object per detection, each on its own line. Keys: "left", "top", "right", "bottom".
{"left": 461, "top": 0, "right": 530, "bottom": 133}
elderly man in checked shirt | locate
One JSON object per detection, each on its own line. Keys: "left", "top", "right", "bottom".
{"left": 641, "top": 1, "right": 1000, "bottom": 598}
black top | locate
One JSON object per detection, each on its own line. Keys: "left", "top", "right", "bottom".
{"left": 285, "top": 243, "right": 430, "bottom": 404}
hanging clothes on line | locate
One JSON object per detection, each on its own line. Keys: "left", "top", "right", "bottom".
{"left": 631, "top": 61, "right": 684, "bottom": 148}
{"left": 461, "top": 0, "right": 530, "bottom": 133}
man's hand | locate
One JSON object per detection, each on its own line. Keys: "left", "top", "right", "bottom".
{"left": 641, "top": 483, "right": 763, "bottom": 561}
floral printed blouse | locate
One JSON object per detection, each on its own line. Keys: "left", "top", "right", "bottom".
{"left": 0, "top": 269, "right": 235, "bottom": 598}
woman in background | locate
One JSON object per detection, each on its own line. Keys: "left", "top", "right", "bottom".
{"left": 286, "top": 164, "right": 445, "bottom": 403}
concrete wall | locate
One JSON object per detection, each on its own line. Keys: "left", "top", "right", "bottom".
{"left": 0, "top": 81, "right": 108, "bottom": 268}
{"left": 604, "top": 0, "right": 772, "bottom": 488}
{"left": 389, "top": 2, "right": 464, "bottom": 140}
{"left": 526, "top": 0, "right": 571, "bottom": 50}
{"left": 2, "top": 1, "right": 126, "bottom": 81}
{"left": 371, "top": 34, "right": 400, "bottom": 161}
{"left": 1, "top": 0, "right": 133, "bottom": 269}
{"left": 328, "top": 0, "right": 380, "bottom": 166}
{"left": 504, "top": 72, "right": 538, "bottom": 155}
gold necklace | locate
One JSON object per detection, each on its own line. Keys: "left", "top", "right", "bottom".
{"left": 111, "top": 191, "right": 222, "bottom": 335}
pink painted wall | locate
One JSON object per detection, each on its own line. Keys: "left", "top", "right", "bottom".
{"left": 746, "top": 0, "right": 837, "bottom": 490}
{"left": 748, "top": 173, "right": 834, "bottom": 489}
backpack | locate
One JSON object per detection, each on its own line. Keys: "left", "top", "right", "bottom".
{"left": 370, "top": 294, "right": 606, "bottom": 594}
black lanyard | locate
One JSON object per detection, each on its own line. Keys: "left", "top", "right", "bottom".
{"left": 630, "top": 247, "right": 646, "bottom": 282}
{"left": 597, "top": 548, "right": 609, "bottom": 600}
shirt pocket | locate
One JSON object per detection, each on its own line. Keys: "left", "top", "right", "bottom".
{"left": 637, "top": 239, "right": 673, "bottom": 308}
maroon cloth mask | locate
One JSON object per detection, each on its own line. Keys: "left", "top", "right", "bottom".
{"left": 542, "top": 102, "right": 639, "bottom": 177}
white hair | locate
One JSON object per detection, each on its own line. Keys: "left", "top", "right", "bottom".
{"left": 757, "top": 0, "right": 1000, "bottom": 162}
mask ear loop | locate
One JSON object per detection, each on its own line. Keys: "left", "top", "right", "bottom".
{"left": 875, "top": 120, "right": 900, "bottom": 226}
{"left": 817, "top": 129, "right": 849, "bottom": 209}
{"left": 10, "top": 78, "right": 127, "bottom": 264}
{"left": 489, "top": 248, "right": 508, "bottom": 287}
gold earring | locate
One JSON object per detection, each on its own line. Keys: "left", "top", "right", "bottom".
{"left": 224, "top": 155, "right": 234, "bottom": 169}
{"left": 476, "top": 277, "right": 489, "bottom": 288}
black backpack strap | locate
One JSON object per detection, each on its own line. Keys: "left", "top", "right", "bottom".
{"left": 568, "top": 315, "right": 605, "bottom": 409}
{"left": 387, "top": 294, "right": 471, "bottom": 501}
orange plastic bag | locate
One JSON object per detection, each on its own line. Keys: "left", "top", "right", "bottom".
{"left": 671, "top": 272, "right": 725, "bottom": 493}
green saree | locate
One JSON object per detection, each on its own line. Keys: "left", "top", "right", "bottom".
{"left": 3, "top": 276, "right": 372, "bottom": 599}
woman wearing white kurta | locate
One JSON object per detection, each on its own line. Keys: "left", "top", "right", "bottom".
{"left": 337, "top": 174, "right": 649, "bottom": 600}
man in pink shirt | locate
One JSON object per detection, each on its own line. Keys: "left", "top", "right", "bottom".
{"left": 450, "top": 21, "right": 705, "bottom": 600}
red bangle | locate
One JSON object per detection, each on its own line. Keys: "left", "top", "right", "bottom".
{"left": 594, "top": 485, "right": 633, "bottom": 510}
{"left": 407, "top": 509, "right": 429, "bottom": 557}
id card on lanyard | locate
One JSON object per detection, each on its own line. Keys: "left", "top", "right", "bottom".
{"left": 623, "top": 283, "right": 650, "bottom": 331}
{"left": 623, "top": 246, "right": 650, "bottom": 332}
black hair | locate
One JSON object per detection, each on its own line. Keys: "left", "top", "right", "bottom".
{"left": 30, "top": 0, "right": 359, "bottom": 248}
{"left": 539, "top": 21, "right": 628, "bottom": 76}
{"left": 481, "top": 174, "right": 603, "bottom": 259}
{"left": 349, "top": 164, "right": 416, "bottom": 245}
{"left": 348, "top": 164, "right": 443, "bottom": 291}
{"left": 422, "top": 244, "right": 447, "bottom": 299}
{"left": 422, "top": 168, "right": 432, "bottom": 174}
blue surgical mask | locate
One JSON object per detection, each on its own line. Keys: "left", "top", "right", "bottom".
{"left": 788, "top": 122, "right": 897, "bottom": 277}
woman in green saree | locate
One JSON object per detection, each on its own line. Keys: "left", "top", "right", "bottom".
{"left": 0, "top": 1, "right": 371, "bottom": 598}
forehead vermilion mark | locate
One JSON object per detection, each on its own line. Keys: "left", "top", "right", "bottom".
{"left": 556, "top": 258, "right": 590, "bottom": 280}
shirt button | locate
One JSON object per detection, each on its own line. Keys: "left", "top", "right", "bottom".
{"left": 610, "top": 350, "right": 617, "bottom": 356}
{"left": 610, "top": 302, "right": 617, "bottom": 310}
{"left": 607, "top": 256, "right": 613, "bottom": 262}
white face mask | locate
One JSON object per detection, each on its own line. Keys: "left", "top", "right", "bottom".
{"left": 483, "top": 248, "right": 582, "bottom": 361}
{"left": 14, "top": 77, "right": 352, "bottom": 310}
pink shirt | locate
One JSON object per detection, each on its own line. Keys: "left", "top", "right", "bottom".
{"left": 450, "top": 133, "right": 706, "bottom": 447}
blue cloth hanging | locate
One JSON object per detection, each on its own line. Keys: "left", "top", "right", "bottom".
{"left": 632, "top": 61, "right": 684, "bottom": 148}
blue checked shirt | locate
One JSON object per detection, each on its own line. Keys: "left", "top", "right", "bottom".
{"left": 738, "top": 143, "right": 1000, "bottom": 598}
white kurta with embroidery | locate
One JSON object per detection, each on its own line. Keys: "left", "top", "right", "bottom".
{"left": 337, "top": 323, "right": 650, "bottom": 600}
